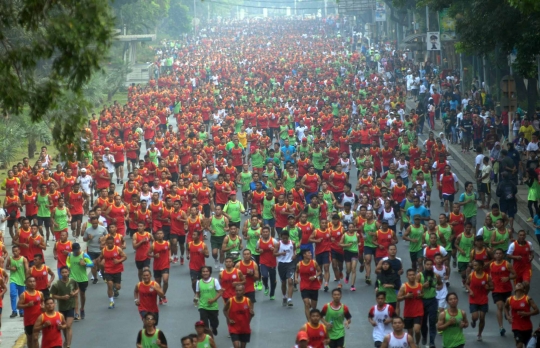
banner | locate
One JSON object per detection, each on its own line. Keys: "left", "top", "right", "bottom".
{"left": 375, "top": 2, "right": 386, "bottom": 22}
{"left": 427, "top": 32, "right": 441, "bottom": 51}
{"left": 439, "top": 9, "right": 457, "bottom": 41}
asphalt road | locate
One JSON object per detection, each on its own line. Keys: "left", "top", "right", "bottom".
{"left": 68, "top": 157, "right": 540, "bottom": 348}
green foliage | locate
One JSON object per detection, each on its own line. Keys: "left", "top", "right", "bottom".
{"left": 162, "top": 0, "right": 192, "bottom": 36}
{"left": 115, "top": 0, "right": 171, "bottom": 34}
{"left": 507, "top": 0, "right": 540, "bottom": 13}
{"left": 104, "top": 61, "right": 132, "bottom": 101}
{"left": 420, "top": 0, "right": 540, "bottom": 79}
{"left": 0, "top": 117, "right": 25, "bottom": 167}
{"left": 0, "top": 0, "right": 115, "bottom": 154}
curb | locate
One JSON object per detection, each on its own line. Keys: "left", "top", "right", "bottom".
{"left": 12, "top": 334, "right": 26, "bottom": 348}
{"left": 446, "top": 141, "right": 540, "bottom": 255}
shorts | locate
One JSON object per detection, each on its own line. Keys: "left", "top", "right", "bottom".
{"left": 364, "top": 246, "right": 377, "bottom": 256}
{"left": 344, "top": 250, "right": 358, "bottom": 262}
{"left": 263, "top": 218, "right": 275, "bottom": 228}
{"left": 513, "top": 329, "right": 532, "bottom": 345}
{"left": 457, "top": 262, "right": 469, "bottom": 273}
{"left": 60, "top": 308, "right": 75, "bottom": 318}
{"left": 114, "top": 162, "right": 124, "bottom": 168}
{"left": 300, "top": 289, "right": 319, "bottom": 301}
{"left": 469, "top": 303, "right": 488, "bottom": 313}
{"left": 516, "top": 268, "right": 532, "bottom": 283}
{"left": 40, "top": 289, "right": 50, "bottom": 299}
{"left": 374, "top": 341, "right": 382, "bottom": 348}
{"left": 315, "top": 252, "right": 330, "bottom": 265}
{"left": 160, "top": 226, "right": 171, "bottom": 240}
{"left": 7, "top": 219, "right": 17, "bottom": 228}
{"left": 103, "top": 272, "right": 122, "bottom": 284}
{"left": 210, "top": 235, "right": 225, "bottom": 250}
{"left": 88, "top": 252, "right": 101, "bottom": 261}
{"left": 129, "top": 158, "right": 138, "bottom": 164}
{"left": 190, "top": 269, "right": 201, "bottom": 280}
{"left": 77, "top": 281, "right": 89, "bottom": 293}
{"left": 71, "top": 214, "right": 83, "bottom": 223}
{"left": 404, "top": 316, "right": 422, "bottom": 329}
{"left": 492, "top": 291, "right": 512, "bottom": 304}
{"left": 442, "top": 194, "right": 455, "bottom": 202}
{"left": 37, "top": 217, "right": 51, "bottom": 228}
{"left": 245, "top": 291, "right": 256, "bottom": 304}
{"left": 230, "top": 333, "right": 251, "bottom": 343}
{"left": 25, "top": 325, "right": 34, "bottom": 336}
{"left": 153, "top": 268, "right": 169, "bottom": 278}
{"left": 500, "top": 201, "right": 517, "bottom": 218}
{"left": 409, "top": 250, "right": 423, "bottom": 263}
{"left": 135, "top": 259, "right": 151, "bottom": 270}
{"left": 202, "top": 204, "right": 211, "bottom": 218}
{"left": 329, "top": 337, "right": 345, "bottom": 348}
{"left": 26, "top": 214, "right": 37, "bottom": 221}
{"left": 465, "top": 215, "right": 476, "bottom": 227}
{"left": 331, "top": 250, "right": 344, "bottom": 263}
{"left": 171, "top": 235, "right": 186, "bottom": 244}
{"left": 480, "top": 182, "right": 491, "bottom": 194}
{"left": 277, "top": 262, "right": 295, "bottom": 281}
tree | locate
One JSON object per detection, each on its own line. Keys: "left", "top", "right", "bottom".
{"left": 115, "top": 0, "right": 171, "bottom": 34}
{"left": 0, "top": 117, "right": 25, "bottom": 168}
{"left": 406, "top": 0, "right": 539, "bottom": 114}
{"left": 162, "top": 0, "right": 192, "bottom": 36}
{"left": 0, "top": 0, "right": 115, "bottom": 154}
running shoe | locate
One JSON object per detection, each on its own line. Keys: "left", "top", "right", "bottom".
{"left": 46, "top": 241, "right": 50, "bottom": 247}
{"left": 446, "top": 281, "right": 450, "bottom": 288}
{"left": 365, "top": 277, "right": 371, "bottom": 285}
{"left": 476, "top": 335, "right": 482, "bottom": 341}
{"left": 162, "top": 297, "right": 168, "bottom": 304}
{"left": 159, "top": 298, "right": 164, "bottom": 305}
{"left": 256, "top": 281, "right": 263, "bottom": 291}
{"left": 422, "top": 336, "right": 427, "bottom": 346}
{"left": 452, "top": 260, "right": 457, "bottom": 268}
{"left": 324, "top": 284, "right": 329, "bottom": 292}
{"left": 269, "top": 296, "right": 275, "bottom": 300}
{"left": 264, "top": 288, "right": 269, "bottom": 296}
{"left": 81, "top": 310, "right": 85, "bottom": 319}
{"left": 92, "top": 279, "right": 98, "bottom": 284}
{"left": 287, "top": 300, "right": 293, "bottom": 307}
{"left": 172, "top": 256, "right": 178, "bottom": 264}
{"left": 345, "top": 274, "right": 349, "bottom": 283}
{"left": 108, "top": 301, "right": 115, "bottom": 309}
{"left": 360, "top": 263, "right": 365, "bottom": 273}
{"left": 214, "top": 260, "right": 219, "bottom": 269}
{"left": 19, "top": 312, "right": 23, "bottom": 317}
{"left": 9, "top": 312, "right": 17, "bottom": 319}
{"left": 180, "top": 257, "right": 184, "bottom": 265}
{"left": 74, "top": 314, "right": 80, "bottom": 321}
{"left": 471, "top": 320, "right": 476, "bottom": 328}
{"left": 114, "top": 289, "right": 119, "bottom": 298}
{"left": 282, "top": 298, "right": 287, "bottom": 307}
{"left": 500, "top": 327, "right": 506, "bottom": 336}
{"left": 350, "top": 286, "right": 356, "bottom": 291}
{"left": 212, "top": 327, "right": 218, "bottom": 336}
{"left": 337, "top": 283, "right": 342, "bottom": 288}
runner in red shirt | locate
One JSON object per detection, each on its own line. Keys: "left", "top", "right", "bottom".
{"left": 504, "top": 282, "right": 539, "bottom": 347}
{"left": 17, "top": 277, "right": 44, "bottom": 348}
{"left": 33, "top": 298, "right": 66, "bottom": 348}
{"left": 296, "top": 249, "right": 322, "bottom": 321}
{"left": 148, "top": 230, "right": 170, "bottom": 305}
{"left": 507, "top": 230, "right": 534, "bottom": 292}
{"left": 132, "top": 223, "right": 153, "bottom": 281}
{"left": 134, "top": 269, "right": 165, "bottom": 323}
{"left": 187, "top": 230, "right": 209, "bottom": 294}
{"left": 223, "top": 284, "right": 254, "bottom": 347}
{"left": 490, "top": 248, "right": 516, "bottom": 336}
{"left": 220, "top": 257, "right": 245, "bottom": 302}
{"left": 102, "top": 236, "right": 127, "bottom": 309}
{"left": 299, "top": 308, "right": 329, "bottom": 348}
{"left": 255, "top": 226, "right": 278, "bottom": 299}
{"left": 466, "top": 260, "right": 494, "bottom": 341}
{"left": 397, "top": 269, "right": 424, "bottom": 343}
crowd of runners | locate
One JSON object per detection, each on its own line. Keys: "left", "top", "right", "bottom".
{"left": 1, "top": 17, "right": 539, "bottom": 348}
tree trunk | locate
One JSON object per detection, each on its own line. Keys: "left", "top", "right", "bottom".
{"left": 527, "top": 77, "right": 538, "bottom": 117}
{"left": 28, "top": 138, "right": 37, "bottom": 159}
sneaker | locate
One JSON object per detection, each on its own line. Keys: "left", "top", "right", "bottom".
{"left": 365, "top": 277, "right": 371, "bottom": 285}
{"left": 172, "top": 256, "right": 178, "bottom": 264}
{"left": 344, "top": 278, "right": 349, "bottom": 284}
{"left": 422, "top": 336, "right": 427, "bottom": 346}
{"left": 269, "top": 296, "right": 275, "bottom": 300}
{"left": 159, "top": 298, "right": 164, "bottom": 305}
{"left": 19, "top": 312, "right": 23, "bottom": 317}
{"left": 92, "top": 279, "right": 98, "bottom": 284}
{"left": 360, "top": 263, "right": 365, "bottom": 273}
{"left": 446, "top": 282, "right": 450, "bottom": 288}
{"left": 212, "top": 327, "right": 218, "bottom": 336}
{"left": 282, "top": 298, "right": 287, "bottom": 307}
{"left": 74, "top": 314, "right": 80, "bottom": 321}
{"left": 324, "top": 284, "right": 329, "bottom": 292}
{"left": 180, "top": 257, "right": 184, "bottom": 265}
{"left": 264, "top": 288, "right": 269, "bottom": 296}
{"left": 471, "top": 320, "right": 476, "bottom": 328}
{"left": 476, "top": 335, "right": 482, "bottom": 342}
{"left": 219, "top": 266, "right": 224, "bottom": 272}
{"left": 99, "top": 271, "right": 103, "bottom": 278}
{"left": 452, "top": 260, "right": 457, "bottom": 268}
{"left": 116, "top": 179, "right": 119, "bottom": 184}
{"left": 120, "top": 180, "right": 123, "bottom": 185}
{"left": 440, "top": 201, "right": 444, "bottom": 207}
{"left": 9, "top": 312, "right": 17, "bottom": 318}
{"left": 108, "top": 301, "right": 115, "bottom": 309}
{"left": 46, "top": 241, "right": 50, "bottom": 247}
{"left": 350, "top": 286, "right": 356, "bottom": 291}
{"left": 114, "top": 289, "right": 119, "bottom": 298}
{"left": 257, "top": 282, "right": 263, "bottom": 291}
{"left": 287, "top": 299, "right": 293, "bottom": 307}
{"left": 500, "top": 327, "right": 506, "bottom": 336}
{"left": 81, "top": 309, "right": 85, "bottom": 319}
{"left": 214, "top": 260, "right": 219, "bottom": 269}
{"left": 527, "top": 217, "right": 533, "bottom": 222}
{"left": 162, "top": 297, "right": 168, "bottom": 304}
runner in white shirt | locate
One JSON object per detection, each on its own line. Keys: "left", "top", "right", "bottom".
{"left": 276, "top": 231, "right": 296, "bottom": 307}
{"left": 368, "top": 292, "right": 395, "bottom": 346}
{"left": 433, "top": 253, "right": 449, "bottom": 310}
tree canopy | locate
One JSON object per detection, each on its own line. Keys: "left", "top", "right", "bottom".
{"left": 0, "top": 0, "right": 115, "bottom": 154}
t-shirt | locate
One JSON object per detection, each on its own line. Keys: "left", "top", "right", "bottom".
{"left": 481, "top": 164, "right": 492, "bottom": 184}
{"left": 50, "top": 279, "right": 79, "bottom": 311}
{"left": 83, "top": 225, "right": 107, "bottom": 253}
{"left": 223, "top": 201, "right": 245, "bottom": 223}
{"left": 136, "top": 329, "right": 167, "bottom": 346}
{"left": 0, "top": 209, "right": 7, "bottom": 232}
{"left": 406, "top": 205, "right": 430, "bottom": 222}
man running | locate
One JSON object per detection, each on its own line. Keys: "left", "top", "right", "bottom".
{"left": 196, "top": 266, "right": 222, "bottom": 336}
{"left": 17, "top": 276, "right": 43, "bottom": 348}
{"left": 101, "top": 236, "right": 127, "bottom": 309}
{"left": 188, "top": 230, "right": 209, "bottom": 295}
{"left": 507, "top": 230, "right": 533, "bottom": 293}
{"left": 299, "top": 308, "right": 329, "bottom": 348}
{"left": 466, "top": 259, "right": 493, "bottom": 341}
{"left": 504, "top": 282, "right": 540, "bottom": 348}
{"left": 296, "top": 249, "right": 322, "bottom": 321}
{"left": 320, "top": 288, "right": 352, "bottom": 348}
{"left": 7, "top": 245, "right": 28, "bottom": 318}
{"left": 224, "top": 284, "right": 254, "bottom": 348}
{"left": 134, "top": 269, "right": 165, "bottom": 324}
{"left": 133, "top": 222, "right": 153, "bottom": 281}
{"left": 66, "top": 242, "right": 93, "bottom": 319}
{"left": 437, "top": 292, "right": 468, "bottom": 348}
{"left": 33, "top": 298, "right": 67, "bottom": 348}
{"left": 490, "top": 248, "right": 516, "bottom": 336}
{"left": 380, "top": 317, "right": 416, "bottom": 348}
{"left": 397, "top": 269, "right": 423, "bottom": 345}
{"left": 368, "top": 291, "right": 393, "bottom": 348}
{"left": 209, "top": 205, "right": 229, "bottom": 271}
{"left": 256, "top": 226, "right": 278, "bottom": 299}
{"left": 50, "top": 267, "right": 78, "bottom": 347}
{"left": 148, "top": 230, "right": 171, "bottom": 304}
{"left": 417, "top": 258, "right": 442, "bottom": 348}
{"left": 276, "top": 230, "right": 295, "bottom": 307}
{"left": 236, "top": 249, "right": 259, "bottom": 307}
{"left": 403, "top": 215, "right": 426, "bottom": 272}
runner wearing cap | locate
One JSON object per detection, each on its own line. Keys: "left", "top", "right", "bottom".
{"left": 194, "top": 320, "right": 216, "bottom": 348}
{"left": 294, "top": 331, "right": 313, "bottom": 348}
{"left": 299, "top": 308, "right": 329, "bottom": 348}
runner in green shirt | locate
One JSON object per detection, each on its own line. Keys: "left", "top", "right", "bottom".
{"left": 223, "top": 195, "right": 245, "bottom": 226}
{"left": 196, "top": 268, "right": 222, "bottom": 315}
{"left": 321, "top": 288, "right": 352, "bottom": 344}
{"left": 437, "top": 293, "right": 468, "bottom": 348}
{"left": 243, "top": 216, "right": 262, "bottom": 290}
{"left": 403, "top": 215, "right": 427, "bottom": 272}
{"left": 458, "top": 182, "right": 478, "bottom": 228}
{"left": 455, "top": 223, "right": 475, "bottom": 280}
{"left": 209, "top": 206, "right": 229, "bottom": 270}
{"left": 65, "top": 242, "right": 94, "bottom": 319}
{"left": 6, "top": 246, "right": 29, "bottom": 317}
{"left": 51, "top": 198, "right": 71, "bottom": 236}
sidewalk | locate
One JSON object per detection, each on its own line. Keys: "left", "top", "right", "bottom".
{"left": 3, "top": 233, "right": 89, "bottom": 347}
